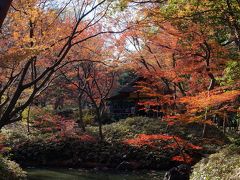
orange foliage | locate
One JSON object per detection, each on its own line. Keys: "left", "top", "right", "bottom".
{"left": 123, "top": 134, "right": 172, "bottom": 147}
{"left": 123, "top": 134, "right": 202, "bottom": 150}
{"left": 163, "top": 114, "right": 215, "bottom": 125}
{"left": 123, "top": 133, "right": 202, "bottom": 163}
{"left": 118, "top": 4, "right": 239, "bottom": 126}
{"left": 180, "top": 89, "right": 240, "bottom": 112}
{"left": 171, "top": 154, "right": 193, "bottom": 164}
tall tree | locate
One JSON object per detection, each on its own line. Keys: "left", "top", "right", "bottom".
{"left": 62, "top": 59, "right": 117, "bottom": 139}
{"left": 117, "top": 0, "right": 240, "bottom": 125}
{"left": 0, "top": 0, "right": 13, "bottom": 28}
{"left": 0, "top": 0, "right": 122, "bottom": 128}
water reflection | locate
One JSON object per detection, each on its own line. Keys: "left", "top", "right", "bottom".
{"left": 27, "top": 168, "right": 165, "bottom": 180}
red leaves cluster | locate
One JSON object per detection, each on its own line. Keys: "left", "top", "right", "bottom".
{"left": 33, "top": 113, "right": 62, "bottom": 133}
{"left": 33, "top": 110, "right": 77, "bottom": 137}
{"left": 167, "top": 121, "right": 175, "bottom": 126}
{"left": 78, "top": 134, "right": 96, "bottom": 142}
{"left": 171, "top": 154, "right": 192, "bottom": 164}
{"left": 123, "top": 134, "right": 202, "bottom": 150}
{"left": 123, "top": 133, "right": 202, "bottom": 163}
{"left": 123, "top": 134, "right": 173, "bottom": 147}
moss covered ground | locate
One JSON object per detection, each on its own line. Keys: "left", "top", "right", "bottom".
{"left": 191, "top": 144, "right": 240, "bottom": 180}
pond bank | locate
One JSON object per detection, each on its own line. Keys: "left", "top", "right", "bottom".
{"left": 5, "top": 117, "right": 229, "bottom": 178}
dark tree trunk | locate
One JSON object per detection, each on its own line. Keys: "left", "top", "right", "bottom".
{"left": 208, "top": 73, "right": 216, "bottom": 91}
{"left": 0, "top": 0, "right": 13, "bottom": 28}
{"left": 223, "top": 112, "right": 227, "bottom": 134}
{"left": 54, "top": 96, "right": 64, "bottom": 111}
{"left": 96, "top": 109, "right": 103, "bottom": 141}
{"left": 77, "top": 95, "right": 85, "bottom": 132}
{"left": 202, "top": 108, "right": 208, "bottom": 138}
{"left": 27, "top": 105, "right": 31, "bottom": 134}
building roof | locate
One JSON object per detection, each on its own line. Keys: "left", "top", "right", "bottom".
{"left": 107, "top": 77, "right": 145, "bottom": 100}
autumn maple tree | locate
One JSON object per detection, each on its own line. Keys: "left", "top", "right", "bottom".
{"left": 0, "top": 0, "right": 123, "bottom": 129}
{"left": 0, "top": 1, "right": 239, "bottom": 176}
{"left": 95, "top": 2, "right": 240, "bottom": 150}
{"left": 61, "top": 60, "right": 117, "bottom": 139}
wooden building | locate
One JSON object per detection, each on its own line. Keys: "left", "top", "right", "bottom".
{"left": 107, "top": 77, "right": 162, "bottom": 119}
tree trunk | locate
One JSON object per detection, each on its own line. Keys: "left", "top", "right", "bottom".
{"left": 223, "top": 112, "right": 227, "bottom": 134}
{"left": 54, "top": 96, "right": 64, "bottom": 111}
{"left": 96, "top": 109, "right": 103, "bottom": 141}
{"left": 202, "top": 123, "right": 206, "bottom": 138}
{"left": 207, "top": 73, "right": 216, "bottom": 91}
{"left": 173, "top": 136, "right": 187, "bottom": 164}
{"left": 77, "top": 95, "right": 85, "bottom": 132}
{"left": 0, "top": 0, "right": 13, "bottom": 29}
{"left": 202, "top": 108, "right": 208, "bottom": 137}
{"left": 27, "top": 105, "right": 31, "bottom": 134}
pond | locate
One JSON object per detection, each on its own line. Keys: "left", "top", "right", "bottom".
{"left": 26, "top": 168, "right": 166, "bottom": 180}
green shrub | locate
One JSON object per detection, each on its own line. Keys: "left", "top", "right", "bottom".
{"left": 83, "top": 109, "right": 95, "bottom": 125}
{"left": 99, "top": 116, "right": 167, "bottom": 141}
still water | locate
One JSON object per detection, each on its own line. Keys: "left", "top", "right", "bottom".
{"left": 27, "top": 168, "right": 165, "bottom": 180}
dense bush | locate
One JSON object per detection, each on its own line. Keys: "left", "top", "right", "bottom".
{"left": 0, "top": 155, "right": 27, "bottom": 180}
{"left": 82, "top": 109, "right": 95, "bottom": 125}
